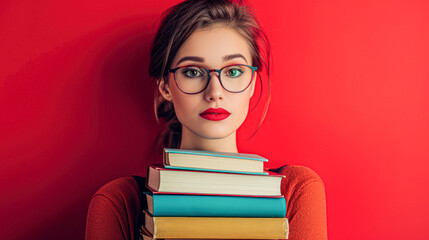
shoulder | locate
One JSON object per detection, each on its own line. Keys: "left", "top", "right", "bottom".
{"left": 92, "top": 177, "right": 140, "bottom": 200}
{"left": 93, "top": 177, "right": 141, "bottom": 198}
{"left": 278, "top": 165, "right": 326, "bottom": 205}
{"left": 89, "top": 176, "right": 145, "bottom": 211}
{"left": 279, "top": 165, "right": 324, "bottom": 186}
{"left": 278, "top": 165, "right": 328, "bottom": 239}
{"left": 86, "top": 177, "right": 146, "bottom": 239}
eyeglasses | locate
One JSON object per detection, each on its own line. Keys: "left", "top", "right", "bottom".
{"left": 168, "top": 64, "right": 258, "bottom": 94}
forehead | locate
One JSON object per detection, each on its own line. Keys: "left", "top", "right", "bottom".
{"left": 173, "top": 26, "right": 252, "bottom": 67}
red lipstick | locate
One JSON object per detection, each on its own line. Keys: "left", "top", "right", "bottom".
{"left": 199, "top": 108, "right": 231, "bottom": 121}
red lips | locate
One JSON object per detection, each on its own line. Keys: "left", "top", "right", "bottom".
{"left": 199, "top": 108, "right": 231, "bottom": 121}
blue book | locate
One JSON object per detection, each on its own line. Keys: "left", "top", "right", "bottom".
{"left": 144, "top": 192, "right": 286, "bottom": 218}
{"left": 163, "top": 148, "right": 268, "bottom": 175}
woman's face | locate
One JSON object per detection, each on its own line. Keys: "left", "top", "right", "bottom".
{"left": 160, "top": 25, "right": 256, "bottom": 140}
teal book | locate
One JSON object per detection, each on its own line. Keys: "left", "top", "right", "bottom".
{"left": 144, "top": 192, "right": 286, "bottom": 218}
{"left": 163, "top": 148, "right": 268, "bottom": 175}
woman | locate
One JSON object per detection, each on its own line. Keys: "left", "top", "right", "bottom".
{"left": 85, "top": 0, "right": 327, "bottom": 239}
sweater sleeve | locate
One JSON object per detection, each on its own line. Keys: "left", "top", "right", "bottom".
{"left": 85, "top": 177, "right": 142, "bottom": 240}
{"left": 280, "top": 165, "right": 328, "bottom": 240}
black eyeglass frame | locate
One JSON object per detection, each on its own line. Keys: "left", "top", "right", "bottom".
{"left": 168, "top": 64, "right": 259, "bottom": 94}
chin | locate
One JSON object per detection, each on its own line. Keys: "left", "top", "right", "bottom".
{"left": 198, "top": 129, "right": 236, "bottom": 140}
{"left": 198, "top": 132, "right": 234, "bottom": 140}
{"left": 187, "top": 125, "right": 238, "bottom": 140}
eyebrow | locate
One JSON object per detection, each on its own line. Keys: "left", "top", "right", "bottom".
{"left": 176, "top": 56, "right": 204, "bottom": 66}
{"left": 223, "top": 54, "right": 248, "bottom": 63}
{"left": 176, "top": 54, "right": 248, "bottom": 66}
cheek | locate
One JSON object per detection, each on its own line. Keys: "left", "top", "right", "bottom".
{"left": 232, "top": 93, "right": 252, "bottom": 121}
{"left": 170, "top": 85, "right": 198, "bottom": 122}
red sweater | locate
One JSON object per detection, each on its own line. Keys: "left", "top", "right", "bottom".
{"left": 85, "top": 165, "right": 327, "bottom": 240}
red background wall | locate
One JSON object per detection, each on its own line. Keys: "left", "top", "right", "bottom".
{"left": 1, "top": 0, "right": 428, "bottom": 239}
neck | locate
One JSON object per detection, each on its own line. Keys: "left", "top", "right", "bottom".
{"left": 179, "top": 126, "right": 238, "bottom": 153}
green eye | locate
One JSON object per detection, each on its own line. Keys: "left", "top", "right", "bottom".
{"left": 227, "top": 68, "right": 243, "bottom": 77}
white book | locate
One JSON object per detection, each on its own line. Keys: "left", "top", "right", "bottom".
{"left": 147, "top": 165, "right": 284, "bottom": 196}
{"left": 163, "top": 148, "right": 268, "bottom": 174}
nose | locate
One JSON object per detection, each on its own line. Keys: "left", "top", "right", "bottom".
{"left": 204, "top": 71, "right": 224, "bottom": 102}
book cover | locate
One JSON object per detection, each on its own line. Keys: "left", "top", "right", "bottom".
{"left": 145, "top": 191, "right": 286, "bottom": 218}
{"left": 147, "top": 164, "right": 285, "bottom": 197}
{"left": 144, "top": 210, "right": 289, "bottom": 239}
{"left": 164, "top": 148, "right": 268, "bottom": 161}
{"left": 164, "top": 165, "right": 269, "bottom": 175}
{"left": 163, "top": 148, "right": 268, "bottom": 174}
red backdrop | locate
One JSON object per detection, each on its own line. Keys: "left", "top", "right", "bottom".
{"left": 1, "top": 0, "right": 428, "bottom": 239}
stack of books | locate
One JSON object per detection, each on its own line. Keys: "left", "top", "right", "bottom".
{"left": 141, "top": 148, "right": 289, "bottom": 239}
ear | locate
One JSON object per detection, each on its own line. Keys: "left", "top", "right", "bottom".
{"left": 158, "top": 78, "right": 173, "bottom": 101}
{"left": 249, "top": 71, "right": 257, "bottom": 98}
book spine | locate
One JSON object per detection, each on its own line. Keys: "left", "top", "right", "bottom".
{"left": 153, "top": 217, "right": 289, "bottom": 239}
{"left": 152, "top": 194, "right": 286, "bottom": 218}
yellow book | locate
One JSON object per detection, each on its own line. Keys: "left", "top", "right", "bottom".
{"left": 144, "top": 211, "right": 289, "bottom": 239}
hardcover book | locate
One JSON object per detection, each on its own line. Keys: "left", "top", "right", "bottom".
{"left": 147, "top": 164, "right": 285, "bottom": 196}
{"left": 145, "top": 191, "right": 286, "bottom": 218}
{"left": 144, "top": 210, "right": 289, "bottom": 239}
{"left": 163, "top": 148, "right": 268, "bottom": 175}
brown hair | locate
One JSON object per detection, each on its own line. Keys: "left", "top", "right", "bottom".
{"left": 149, "top": 0, "right": 271, "bottom": 150}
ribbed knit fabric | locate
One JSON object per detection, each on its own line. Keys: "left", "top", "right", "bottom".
{"left": 279, "top": 166, "right": 327, "bottom": 239}
{"left": 85, "top": 165, "right": 327, "bottom": 240}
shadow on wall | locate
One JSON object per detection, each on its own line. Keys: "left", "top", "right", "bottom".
{"left": 3, "top": 16, "right": 161, "bottom": 240}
